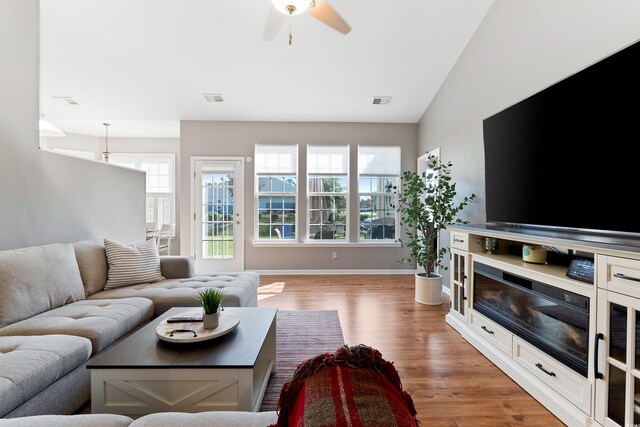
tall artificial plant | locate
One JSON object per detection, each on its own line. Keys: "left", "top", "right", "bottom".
{"left": 396, "top": 153, "right": 475, "bottom": 277}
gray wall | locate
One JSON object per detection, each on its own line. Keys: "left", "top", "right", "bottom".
{"left": 418, "top": 0, "right": 640, "bottom": 287}
{"left": 0, "top": 0, "right": 146, "bottom": 251}
{"left": 180, "top": 120, "right": 418, "bottom": 271}
{"left": 41, "top": 133, "right": 181, "bottom": 253}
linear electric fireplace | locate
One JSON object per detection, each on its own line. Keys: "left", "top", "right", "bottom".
{"left": 473, "top": 262, "right": 590, "bottom": 377}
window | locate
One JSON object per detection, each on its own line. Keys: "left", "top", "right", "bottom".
{"left": 358, "top": 146, "right": 401, "bottom": 241}
{"left": 307, "top": 145, "right": 349, "bottom": 241}
{"left": 109, "top": 153, "right": 176, "bottom": 233}
{"left": 255, "top": 144, "right": 298, "bottom": 240}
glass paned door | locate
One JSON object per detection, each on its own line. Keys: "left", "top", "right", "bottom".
{"left": 193, "top": 159, "right": 244, "bottom": 273}
{"left": 450, "top": 248, "right": 467, "bottom": 322}
{"left": 202, "top": 173, "right": 234, "bottom": 259}
{"left": 596, "top": 289, "right": 640, "bottom": 426}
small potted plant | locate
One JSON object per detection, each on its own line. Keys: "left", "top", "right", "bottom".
{"left": 197, "top": 288, "right": 225, "bottom": 329}
{"left": 395, "top": 153, "right": 475, "bottom": 305}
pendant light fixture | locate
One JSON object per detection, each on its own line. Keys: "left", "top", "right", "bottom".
{"left": 102, "top": 122, "right": 111, "bottom": 163}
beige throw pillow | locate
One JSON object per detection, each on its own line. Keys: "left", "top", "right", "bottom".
{"left": 72, "top": 239, "right": 108, "bottom": 297}
{"left": 104, "top": 238, "right": 164, "bottom": 289}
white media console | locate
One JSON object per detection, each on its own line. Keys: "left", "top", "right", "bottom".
{"left": 446, "top": 224, "right": 640, "bottom": 427}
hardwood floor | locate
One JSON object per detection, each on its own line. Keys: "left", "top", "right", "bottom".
{"left": 257, "top": 274, "right": 566, "bottom": 426}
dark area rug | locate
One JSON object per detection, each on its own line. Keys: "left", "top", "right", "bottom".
{"left": 259, "top": 309, "right": 345, "bottom": 412}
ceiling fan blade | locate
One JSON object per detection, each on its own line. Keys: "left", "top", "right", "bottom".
{"left": 308, "top": 0, "right": 351, "bottom": 35}
{"left": 263, "top": 5, "right": 286, "bottom": 41}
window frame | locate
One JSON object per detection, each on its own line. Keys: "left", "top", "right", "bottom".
{"left": 254, "top": 144, "right": 299, "bottom": 242}
{"left": 306, "top": 145, "right": 350, "bottom": 242}
{"left": 357, "top": 146, "right": 401, "bottom": 243}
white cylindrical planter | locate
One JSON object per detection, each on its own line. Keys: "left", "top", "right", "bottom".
{"left": 203, "top": 311, "right": 220, "bottom": 329}
{"left": 415, "top": 273, "right": 443, "bottom": 305}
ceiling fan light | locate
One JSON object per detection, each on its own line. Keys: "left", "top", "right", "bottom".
{"left": 270, "top": 0, "right": 312, "bottom": 16}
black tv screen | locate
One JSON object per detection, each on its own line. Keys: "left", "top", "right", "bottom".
{"left": 483, "top": 39, "right": 640, "bottom": 238}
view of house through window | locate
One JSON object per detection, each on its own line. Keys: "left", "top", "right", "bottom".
{"left": 307, "top": 146, "right": 349, "bottom": 241}
{"left": 358, "top": 146, "right": 401, "bottom": 241}
{"left": 253, "top": 144, "right": 400, "bottom": 244}
{"left": 109, "top": 153, "right": 176, "bottom": 234}
{"left": 255, "top": 144, "right": 298, "bottom": 240}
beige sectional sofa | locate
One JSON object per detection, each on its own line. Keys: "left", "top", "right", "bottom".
{"left": 0, "top": 411, "right": 278, "bottom": 427}
{"left": 0, "top": 239, "right": 259, "bottom": 419}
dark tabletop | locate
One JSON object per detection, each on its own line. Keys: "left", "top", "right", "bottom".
{"left": 87, "top": 307, "right": 278, "bottom": 369}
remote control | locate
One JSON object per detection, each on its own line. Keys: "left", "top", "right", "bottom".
{"left": 166, "top": 316, "right": 203, "bottom": 323}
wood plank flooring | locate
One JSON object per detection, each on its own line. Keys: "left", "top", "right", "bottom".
{"left": 257, "top": 274, "right": 566, "bottom": 426}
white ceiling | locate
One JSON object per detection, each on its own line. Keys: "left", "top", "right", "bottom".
{"left": 41, "top": 0, "right": 493, "bottom": 138}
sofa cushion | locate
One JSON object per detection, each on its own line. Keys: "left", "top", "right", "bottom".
{"left": 0, "top": 298, "right": 154, "bottom": 355}
{"left": 89, "top": 272, "right": 259, "bottom": 316}
{"left": 129, "top": 411, "right": 277, "bottom": 427}
{"left": 160, "top": 256, "right": 195, "bottom": 279}
{"left": 104, "top": 238, "right": 164, "bottom": 289}
{"left": 0, "top": 414, "right": 133, "bottom": 426}
{"left": 0, "top": 335, "right": 92, "bottom": 417}
{"left": 72, "top": 239, "right": 109, "bottom": 297}
{"left": 0, "top": 243, "right": 85, "bottom": 328}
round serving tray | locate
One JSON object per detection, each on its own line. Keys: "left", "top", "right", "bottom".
{"left": 156, "top": 309, "right": 240, "bottom": 343}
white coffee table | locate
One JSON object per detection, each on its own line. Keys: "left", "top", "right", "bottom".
{"left": 87, "top": 307, "right": 277, "bottom": 417}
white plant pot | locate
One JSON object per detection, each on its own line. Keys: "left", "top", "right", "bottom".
{"left": 415, "top": 273, "right": 443, "bottom": 305}
{"left": 203, "top": 311, "right": 220, "bottom": 330}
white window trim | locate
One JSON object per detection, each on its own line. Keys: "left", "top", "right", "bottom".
{"left": 254, "top": 144, "right": 299, "bottom": 243}
{"left": 357, "top": 145, "right": 401, "bottom": 243}
{"left": 306, "top": 145, "right": 350, "bottom": 242}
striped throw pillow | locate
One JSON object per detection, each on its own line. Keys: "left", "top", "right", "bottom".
{"left": 104, "top": 238, "right": 164, "bottom": 289}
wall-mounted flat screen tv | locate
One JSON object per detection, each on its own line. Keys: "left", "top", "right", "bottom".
{"left": 483, "top": 39, "right": 640, "bottom": 239}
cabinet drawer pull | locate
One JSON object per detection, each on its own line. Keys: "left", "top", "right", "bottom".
{"left": 613, "top": 272, "right": 640, "bottom": 283}
{"left": 481, "top": 325, "right": 494, "bottom": 335}
{"left": 453, "top": 237, "right": 465, "bottom": 243}
{"left": 535, "top": 363, "right": 556, "bottom": 377}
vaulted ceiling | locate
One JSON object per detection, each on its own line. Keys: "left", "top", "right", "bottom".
{"left": 41, "top": 0, "right": 493, "bottom": 137}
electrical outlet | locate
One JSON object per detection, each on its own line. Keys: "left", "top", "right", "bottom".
{"left": 332, "top": 251, "right": 338, "bottom": 260}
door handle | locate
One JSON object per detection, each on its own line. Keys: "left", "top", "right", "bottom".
{"left": 594, "top": 332, "right": 604, "bottom": 380}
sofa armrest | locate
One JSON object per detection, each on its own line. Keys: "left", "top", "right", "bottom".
{"left": 160, "top": 256, "right": 195, "bottom": 279}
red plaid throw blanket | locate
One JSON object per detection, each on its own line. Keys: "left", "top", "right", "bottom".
{"left": 269, "top": 344, "right": 419, "bottom": 426}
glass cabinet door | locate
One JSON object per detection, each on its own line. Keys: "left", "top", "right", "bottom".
{"left": 596, "top": 289, "right": 640, "bottom": 426}
{"left": 450, "top": 248, "right": 468, "bottom": 322}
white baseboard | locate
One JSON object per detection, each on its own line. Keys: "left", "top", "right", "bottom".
{"left": 253, "top": 269, "right": 417, "bottom": 275}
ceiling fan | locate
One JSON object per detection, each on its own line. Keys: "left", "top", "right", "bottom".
{"left": 264, "top": 0, "right": 351, "bottom": 44}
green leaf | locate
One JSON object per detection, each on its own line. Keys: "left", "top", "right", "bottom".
{"left": 394, "top": 153, "right": 475, "bottom": 275}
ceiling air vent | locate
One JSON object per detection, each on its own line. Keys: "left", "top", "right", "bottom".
{"left": 53, "top": 96, "right": 78, "bottom": 105}
{"left": 203, "top": 93, "right": 224, "bottom": 103}
{"left": 372, "top": 96, "right": 392, "bottom": 105}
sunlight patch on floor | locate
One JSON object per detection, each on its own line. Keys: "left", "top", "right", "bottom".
{"left": 258, "top": 281, "right": 286, "bottom": 301}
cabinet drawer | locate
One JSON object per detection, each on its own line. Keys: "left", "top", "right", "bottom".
{"left": 451, "top": 232, "right": 469, "bottom": 251}
{"left": 469, "top": 311, "right": 512, "bottom": 357}
{"left": 598, "top": 255, "right": 640, "bottom": 298}
{"left": 513, "top": 337, "right": 591, "bottom": 415}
